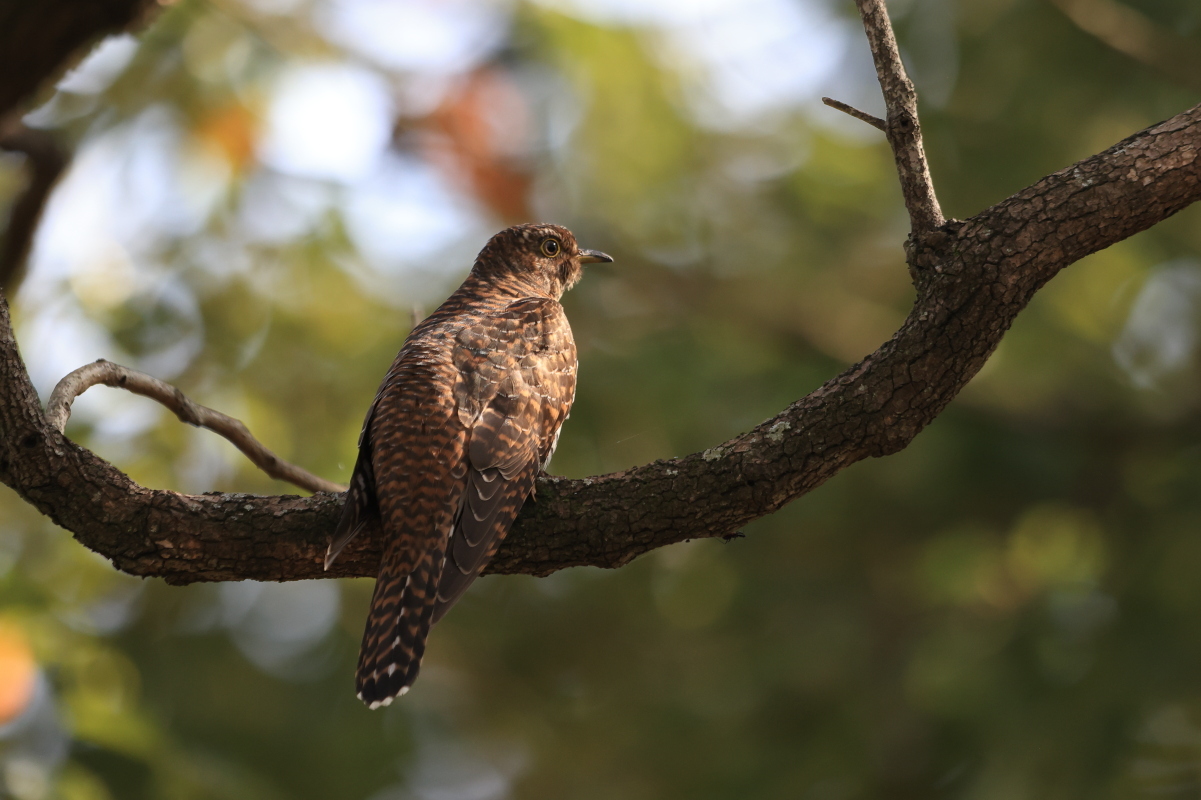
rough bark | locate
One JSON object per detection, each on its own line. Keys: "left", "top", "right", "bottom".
{"left": 1, "top": 104, "right": 1197, "bottom": 584}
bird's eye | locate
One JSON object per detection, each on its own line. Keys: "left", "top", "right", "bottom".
{"left": 540, "top": 238, "right": 560, "bottom": 257}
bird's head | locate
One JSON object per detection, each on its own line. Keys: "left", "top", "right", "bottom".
{"left": 473, "top": 223, "right": 613, "bottom": 299}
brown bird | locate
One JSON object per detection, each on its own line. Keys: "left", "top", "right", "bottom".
{"left": 326, "top": 223, "right": 612, "bottom": 709}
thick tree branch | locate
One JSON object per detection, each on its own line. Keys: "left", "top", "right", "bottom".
{"left": 47, "top": 359, "right": 346, "bottom": 495}
{"left": 1, "top": 103, "right": 1197, "bottom": 584}
{"left": 854, "top": 0, "right": 944, "bottom": 232}
{"left": 0, "top": 0, "right": 1197, "bottom": 587}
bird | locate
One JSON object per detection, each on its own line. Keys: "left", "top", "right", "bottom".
{"left": 326, "top": 222, "right": 612, "bottom": 709}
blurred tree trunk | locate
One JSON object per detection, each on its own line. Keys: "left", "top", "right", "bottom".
{"left": 0, "top": 0, "right": 157, "bottom": 291}
{"left": 0, "top": 0, "right": 157, "bottom": 122}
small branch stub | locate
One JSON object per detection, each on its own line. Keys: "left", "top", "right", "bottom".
{"left": 821, "top": 97, "right": 886, "bottom": 132}
{"left": 46, "top": 359, "right": 346, "bottom": 495}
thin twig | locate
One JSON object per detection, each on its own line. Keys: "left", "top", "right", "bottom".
{"left": 821, "top": 97, "right": 886, "bottom": 131}
{"left": 46, "top": 359, "right": 346, "bottom": 494}
{"left": 0, "top": 124, "right": 67, "bottom": 294}
{"left": 853, "top": 0, "right": 944, "bottom": 232}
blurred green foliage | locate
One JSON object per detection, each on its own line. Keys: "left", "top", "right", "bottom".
{"left": 2, "top": 0, "right": 1201, "bottom": 797}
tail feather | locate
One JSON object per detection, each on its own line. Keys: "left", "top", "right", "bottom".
{"left": 355, "top": 542, "right": 444, "bottom": 708}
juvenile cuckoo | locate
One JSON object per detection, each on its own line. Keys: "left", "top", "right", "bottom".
{"left": 327, "top": 223, "right": 612, "bottom": 709}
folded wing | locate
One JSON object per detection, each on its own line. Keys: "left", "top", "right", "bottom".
{"left": 433, "top": 297, "right": 577, "bottom": 622}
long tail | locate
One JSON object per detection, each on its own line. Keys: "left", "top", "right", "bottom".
{"left": 355, "top": 541, "right": 444, "bottom": 709}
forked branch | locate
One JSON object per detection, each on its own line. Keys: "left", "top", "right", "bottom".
{"left": 0, "top": 2, "right": 1198, "bottom": 585}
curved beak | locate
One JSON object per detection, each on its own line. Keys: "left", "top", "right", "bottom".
{"left": 579, "top": 249, "right": 614, "bottom": 264}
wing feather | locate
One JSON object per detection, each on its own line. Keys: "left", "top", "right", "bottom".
{"left": 326, "top": 405, "right": 381, "bottom": 569}
{"left": 432, "top": 297, "right": 576, "bottom": 623}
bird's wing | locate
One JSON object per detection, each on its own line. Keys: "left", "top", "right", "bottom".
{"left": 432, "top": 297, "right": 577, "bottom": 622}
{"left": 326, "top": 402, "right": 382, "bottom": 569}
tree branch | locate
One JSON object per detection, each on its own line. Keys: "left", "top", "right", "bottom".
{"left": 820, "top": 97, "right": 886, "bottom": 132}
{"left": 1, "top": 103, "right": 1197, "bottom": 584}
{"left": 0, "top": 0, "right": 1197, "bottom": 588}
{"left": 0, "top": 0, "right": 158, "bottom": 122}
{"left": 46, "top": 359, "right": 345, "bottom": 495}
{"left": 854, "top": 0, "right": 944, "bottom": 233}
{"left": 0, "top": 125, "right": 67, "bottom": 294}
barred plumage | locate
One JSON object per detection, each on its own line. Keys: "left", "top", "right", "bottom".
{"left": 328, "top": 223, "right": 612, "bottom": 708}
